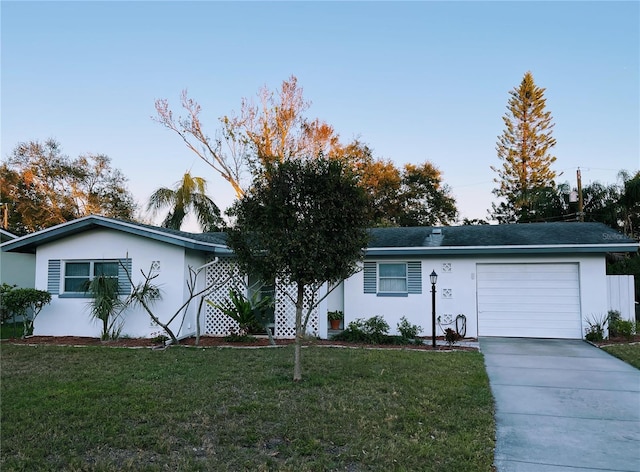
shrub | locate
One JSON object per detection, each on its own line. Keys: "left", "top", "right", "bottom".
{"left": 611, "top": 319, "right": 635, "bottom": 341}
{"left": 584, "top": 313, "right": 607, "bottom": 342}
{"left": 445, "top": 328, "right": 460, "bottom": 347}
{"left": 85, "top": 275, "right": 126, "bottom": 340}
{"left": 151, "top": 334, "right": 169, "bottom": 345}
{"left": 363, "top": 315, "right": 390, "bottom": 343}
{"left": 607, "top": 310, "right": 622, "bottom": 337}
{"left": 206, "top": 288, "right": 272, "bottom": 336}
{"left": 332, "top": 316, "right": 389, "bottom": 344}
{"left": 397, "top": 316, "right": 422, "bottom": 340}
{"left": 1, "top": 288, "right": 52, "bottom": 337}
{"left": 0, "top": 283, "right": 17, "bottom": 323}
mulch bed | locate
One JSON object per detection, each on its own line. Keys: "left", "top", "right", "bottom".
{"left": 591, "top": 334, "right": 640, "bottom": 347}
{"left": 2, "top": 335, "right": 478, "bottom": 351}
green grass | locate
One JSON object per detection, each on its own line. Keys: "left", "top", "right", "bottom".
{"left": 602, "top": 343, "right": 640, "bottom": 369}
{"left": 1, "top": 344, "right": 495, "bottom": 471}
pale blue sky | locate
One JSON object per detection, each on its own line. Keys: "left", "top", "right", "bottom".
{"left": 2, "top": 1, "right": 639, "bottom": 227}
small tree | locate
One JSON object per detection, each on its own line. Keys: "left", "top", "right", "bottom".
{"left": 1, "top": 288, "right": 52, "bottom": 337}
{"left": 85, "top": 275, "right": 126, "bottom": 340}
{"left": 227, "top": 157, "right": 369, "bottom": 381}
{"left": 121, "top": 261, "right": 237, "bottom": 345}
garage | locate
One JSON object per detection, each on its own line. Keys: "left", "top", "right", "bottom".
{"left": 477, "top": 263, "right": 582, "bottom": 339}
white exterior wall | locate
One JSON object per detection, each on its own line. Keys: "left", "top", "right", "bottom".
{"left": 34, "top": 228, "right": 203, "bottom": 338}
{"left": 343, "top": 254, "right": 607, "bottom": 339}
{"left": 0, "top": 252, "right": 35, "bottom": 288}
{"left": 607, "top": 275, "right": 636, "bottom": 321}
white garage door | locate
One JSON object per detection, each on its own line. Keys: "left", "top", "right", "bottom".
{"left": 477, "top": 263, "right": 582, "bottom": 339}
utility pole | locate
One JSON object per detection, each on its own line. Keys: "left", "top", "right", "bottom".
{"left": 576, "top": 168, "right": 584, "bottom": 222}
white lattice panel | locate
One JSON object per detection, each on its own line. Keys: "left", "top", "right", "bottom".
{"left": 203, "top": 258, "right": 244, "bottom": 335}
{"left": 274, "top": 282, "right": 319, "bottom": 338}
{"left": 203, "top": 259, "right": 319, "bottom": 339}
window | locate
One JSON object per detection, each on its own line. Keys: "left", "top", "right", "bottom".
{"left": 378, "top": 263, "right": 408, "bottom": 293}
{"left": 48, "top": 258, "right": 131, "bottom": 297}
{"left": 63, "top": 261, "right": 119, "bottom": 293}
{"left": 363, "top": 261, "right": 422, "bottom": 296}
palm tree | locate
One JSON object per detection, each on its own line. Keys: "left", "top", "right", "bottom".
{"left": 147, "top": 172, "right": 224, "bottom": 232}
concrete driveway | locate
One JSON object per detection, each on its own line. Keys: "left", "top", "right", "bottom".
{"left": 480, "top": 337, "right": 640, "bottom": 472}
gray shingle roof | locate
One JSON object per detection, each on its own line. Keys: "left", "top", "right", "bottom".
{"left": 2, "top": 216, "right": 636, "bottom": 256}
{"left": 368, "top": 222, "right": 636, "bottom": 248}
{"left": 0, "top": 215, "right": 230, "bottom": 254}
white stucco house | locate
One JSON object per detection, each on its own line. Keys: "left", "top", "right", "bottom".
{"left": 1, "top": 215, "right": 637, "bottom": 340}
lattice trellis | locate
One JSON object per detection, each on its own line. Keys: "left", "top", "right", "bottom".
{"left": 203, "top": 259, "right": 318, "bottom": 339}
{"left": 203, "top": 258, "right": 244, "bottom": 335}
{"left": 274, "top": 283, "right": 319, "bottom": 338}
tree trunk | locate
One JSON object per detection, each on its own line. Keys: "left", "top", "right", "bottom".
{"left": 140, "top": 298, "right": 178, "bottom": 345}
{"left": 293, "top": 282, "right": 305, "bottom": 382}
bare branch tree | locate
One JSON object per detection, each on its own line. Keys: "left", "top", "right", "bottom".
{"left": 154, "top": 91, "right": 245, "bottom": 198}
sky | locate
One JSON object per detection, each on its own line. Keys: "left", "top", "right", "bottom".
{"left": 2, "top": 0, "right": 639, "bottom": 230}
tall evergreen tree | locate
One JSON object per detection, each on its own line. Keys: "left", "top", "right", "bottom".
{"left": 491, "top": 71, "right": 557, "bottom": 223}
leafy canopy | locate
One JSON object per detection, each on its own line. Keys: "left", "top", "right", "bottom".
{"left": 0, "top": 139, "right": 136, "bottom": 235}
{"left": 227, "top": 157, "right": 369, "bottom": 286}
{"left": 227, "top": 156, "right": 369, "bottom": 381}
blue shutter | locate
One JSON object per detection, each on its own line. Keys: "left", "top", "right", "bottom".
{"left": 407, "top": 261, "right": 422, "bottom": 294}
{"left": 48, "top": 260, "right": 61, "bottom": 294}
{"left": 118, "top": 258, "right": 132, "bottom": 294}
{"left": 364, "top": 262, "right": 376, "bottom": 294}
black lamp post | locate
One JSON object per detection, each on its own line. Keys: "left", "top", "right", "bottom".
{"left": 430, "top": 270, "right": 438, "bottom": 348}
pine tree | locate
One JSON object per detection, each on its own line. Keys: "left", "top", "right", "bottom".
{"left": 491, "top": 71, "right": 557, "bottom": 223}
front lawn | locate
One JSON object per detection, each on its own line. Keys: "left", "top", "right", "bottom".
{"left": 601, "top": 343, "right": 640, "bottom": 369}
{"left": 1, "top": 344, "right": 495, "bottom": 471}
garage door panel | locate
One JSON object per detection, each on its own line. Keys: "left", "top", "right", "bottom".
{"left": 480, "top": 311, "right": 581, "bottom": 321}
{"left": 477, "top": 281, "right": 579, "bottom": 290}
{"left": 481, "top": 326, "right": 581, "bottom": 339}
{"left": 477, "top": 263, "right": 582, "bottom": 339}
{"left": 479, "top": 293, "right": 581, "bottom": 304}
{"left": 480, "top": 306, "right": 581, "bottom": 316}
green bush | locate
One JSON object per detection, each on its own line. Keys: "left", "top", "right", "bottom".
{"left": 584, "top": 314, "right": 607, "bottom": 342}
{"left": 363, "top": 315, "right": 390, "bottom": 343}
{"left": 397, "top": 316, "right": 422, "bottom": 340}
{"left": 1, "top": 287, "right": 51, "bottom": 337}
{"left": 331, "top": 316, "right": 389, "bottom": 344}
{"left": 606, "top": 310, "right": 635, "bottom": 341}
{"left": 206, "top": 288, "right": 272, "bottom": 336}
{"left": 332, "top": 316, "right": 421, "bottom": 346}
{"left": 0, "top": 283, "right": 17, "bottom": 323}
{"left": 607, "top": 310, "right": 622, "bottom": 337}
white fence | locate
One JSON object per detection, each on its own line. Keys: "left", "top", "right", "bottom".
{"left": 606, "top": 275, "right": 636, "bottom": 321}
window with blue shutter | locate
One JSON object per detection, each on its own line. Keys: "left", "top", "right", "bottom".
{"left": 117, "top": 258, "right": 132, "bottom": 295}
{"left": 407, "top": 261, "right": 422, "bottom": 294}
{"left": 47, "top": 260, "right": 61, "bottom": 294}
{"left": 363, "top": 261, "right": 422, "bottom": 296}
{"left": 52, "top": 258, "right": 132, "bottom": 297}
{"left": 363, "top": 262, "right": 377, "bottom": 293}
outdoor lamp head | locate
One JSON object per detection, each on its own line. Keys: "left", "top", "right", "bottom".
{"left": 430, "top": 270, "right": 438, "bottom": 285}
